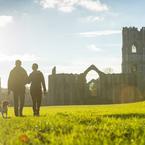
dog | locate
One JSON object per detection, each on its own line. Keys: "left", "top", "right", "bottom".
{"left": 0, "top": 101, "right": 9, "bottom": 118}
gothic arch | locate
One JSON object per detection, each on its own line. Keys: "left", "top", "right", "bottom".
{"left": 83, "top": 64, "right": 105, "bottom": 78}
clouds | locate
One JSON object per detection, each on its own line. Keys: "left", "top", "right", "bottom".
{"left": 85, "top": 16, "right": 104, "bottom": 22}
{"left": 88, "top": 44, "right": 102, "bottom": 52}
{"left": 78, "top": 0, "right": 108, "bottom": 12}
{"left": 0, "top": 53, "right": 40, "bottom": 62}
{"left": 79, "top": 15, "right": 104, "bottom": 23}
{"left": 78, "top": 30, "right": 121, "bottom": 37}
{"left": 39, "top": 0, "right": 108, "bottom": 13}
{"left": 0, "top": 16, "right": 13, "bottom": 27}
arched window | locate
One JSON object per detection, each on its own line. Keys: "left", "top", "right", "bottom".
{"left": 132, "top": 44, "right": 137, "bottom": 53}
{"left": 86, "top": 70, "right": 99, "bottom": 83}
{"left": 86, "top": 70, "right": 99, "bottom": 97}
{"left": 84, "top": 65, "right": 103, "bottom": 97}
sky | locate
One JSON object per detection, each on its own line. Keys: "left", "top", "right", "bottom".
{"left": 0, "top": 0, "right": 145, "bottom": 88}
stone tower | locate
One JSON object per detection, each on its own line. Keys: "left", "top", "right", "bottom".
{"left": 122, "top": 27, "right": 145, "bottom": 73}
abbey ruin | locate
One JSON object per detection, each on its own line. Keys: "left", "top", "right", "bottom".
{"left": 48, "top": 27, "right": 145, "bottom": 105}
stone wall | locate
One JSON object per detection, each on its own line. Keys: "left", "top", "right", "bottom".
{"left": 48, "top": 73, "right": 88, "bottom": 105}
{"left": 48, "top": 65, "right": 145, "bottom": 105}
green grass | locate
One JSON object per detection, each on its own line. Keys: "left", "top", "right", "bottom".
{"left": 1, "top": 102, "right": 145, "bottom": 145}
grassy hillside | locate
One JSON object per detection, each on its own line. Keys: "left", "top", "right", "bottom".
{"left": 0, "top": 102, "right": 145, "bottom": 145}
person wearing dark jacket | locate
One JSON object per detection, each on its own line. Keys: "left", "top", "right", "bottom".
{"left": 8, "top": 60, "right": 28, "bottom": 116}
{"left": 28, "top": 63, "right": 46, "bottom": 116}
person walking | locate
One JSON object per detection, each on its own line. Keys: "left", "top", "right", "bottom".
{"left": 28, "top": 63, "right": 46, "bottom": 116}
{"left": 8, "top": 60, "right": 28, "bottom": 116}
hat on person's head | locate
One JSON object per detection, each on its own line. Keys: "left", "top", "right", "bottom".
{"left": 15, "top": 60, "right": 22, "bottom": 66}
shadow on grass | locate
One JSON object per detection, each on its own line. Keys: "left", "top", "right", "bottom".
{"left": 0, "top": 116, "right": 12, "bottom": 119}
{"left": 103, "top": 113, "right": 145, "bottom": 119}
{"left": 19, "top": 114, "right": 47, "bottom": 117}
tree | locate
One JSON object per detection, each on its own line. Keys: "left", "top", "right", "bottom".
{"left": 104, "top": 67, "right": 114, "bottom": 74}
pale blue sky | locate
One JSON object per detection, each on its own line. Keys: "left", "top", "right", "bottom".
{"left": 0, "top": 0, "right": 145, "bottom": 88}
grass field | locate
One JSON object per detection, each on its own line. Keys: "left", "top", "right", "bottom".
{"left": 1, "top": 102, "right": 145, "bottom": 145}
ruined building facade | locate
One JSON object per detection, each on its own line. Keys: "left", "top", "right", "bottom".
{"left": 48, "top": 27, "right": 145, "bottom": 105}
